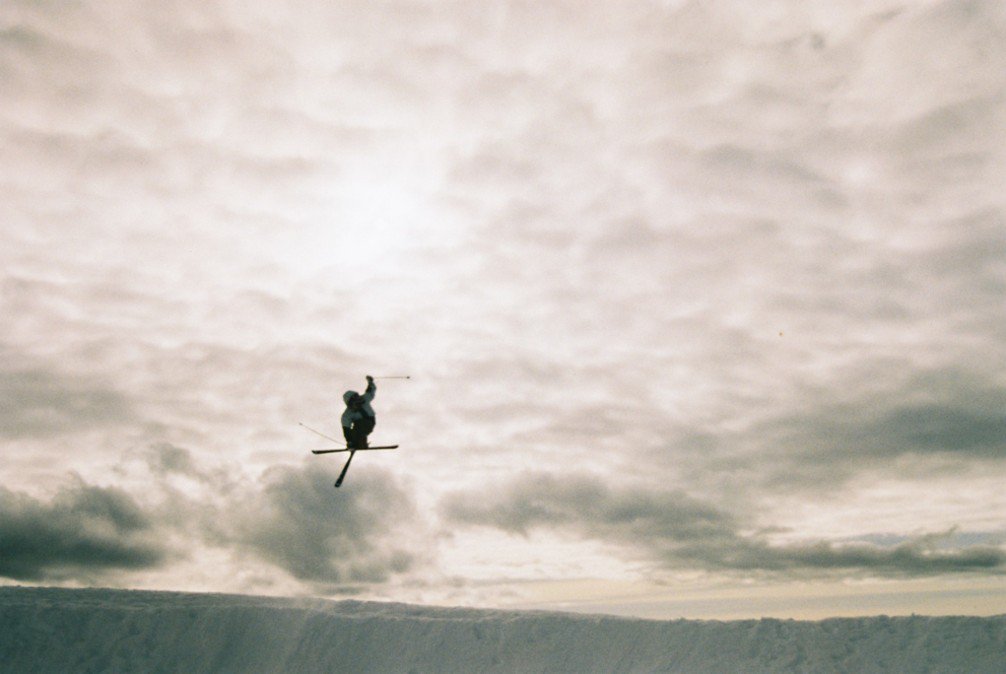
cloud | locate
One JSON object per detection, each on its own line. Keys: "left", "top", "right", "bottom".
{"left": 724, "top": 367, "right": 1006, "bottom": 494}
{"left": 143, "top": 442, "right": 202, "bottom": 477}
{"left": 715, "top": 535, "right": 1006, "bottom": 576}
{"left": 626, "top": 362, "right": 1006, "bottom": 510}
{"left": 0, "top": 482, "right": 168, "bottom": 581}
{"left": 0, "top": 357, "right": 135, "bottom": 439}
{"left": 1, "top": 446, "right": 430, "bottom": 594}
{"left": 441, "top": 472, "right": 733, "bottom": 541}
{"left": 869, "top": 405, "right": 1006, "bottom": 457}
{"left": 0, "top": 428, "right": 432, "bottom": 594}
{"left": 441, "top": 471, "right": 1006, "bottom": 578}
{"left": 233, "top": 463, "right": 420, "bottom": 589}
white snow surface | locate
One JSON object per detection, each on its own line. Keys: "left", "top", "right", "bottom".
{"left": 1, "top": 587, "right": 1004, "bottom": 673}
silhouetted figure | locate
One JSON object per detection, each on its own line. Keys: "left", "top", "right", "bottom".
{"left": 341, "top": 376, "right": 376, "bottom": 448}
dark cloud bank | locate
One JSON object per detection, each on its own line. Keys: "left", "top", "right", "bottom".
{"left": 441, "top": 472, "right": 1005, "bottom": 579}
{"left": 0, "top": 483, "right": 165, "bottom": 581}
{"left": 654, "top": 366, "right": 1006, "bottom": 500}
{"left": 0, "top": 445, "right": 421, "bottom": 591}
{"left": 232, "top": 463, "right": 419, "bottom": 590}
{"left": 755, "top": 369, "right": 1006, "bottom": 491}
{"left": 3, "top": 443, "right": 1000, "bottom": 588}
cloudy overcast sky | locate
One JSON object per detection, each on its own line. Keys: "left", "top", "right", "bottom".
{"left": 3, "top": 0, "right": 1005, "bottom": 619}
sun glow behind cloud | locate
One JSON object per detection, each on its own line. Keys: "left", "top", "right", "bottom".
{"left": 274, "top": 166, "right": 433, "bottom": 280}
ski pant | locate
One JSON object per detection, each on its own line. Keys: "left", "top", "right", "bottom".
{"left": 346, "top": 415, "right": 375, "bottom": 449}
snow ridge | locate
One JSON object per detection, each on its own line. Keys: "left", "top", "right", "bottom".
{"left": 1, "top": 587, "right": 1004, "bottom": 673}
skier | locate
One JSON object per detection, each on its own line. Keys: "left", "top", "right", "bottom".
{"left": 341, "top": 375, "right": 376, "bottom": 449}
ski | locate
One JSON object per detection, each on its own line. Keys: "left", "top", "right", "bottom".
{"left": 334, "top": 450, "right": 356, "bottom": 488}
{"left": 299, "top": 422, "right": 396, "bottom": 487}
{"left": 311, "top": 445, "right": 399, "bottom": 455}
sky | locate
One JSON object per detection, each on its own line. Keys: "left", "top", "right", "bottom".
{"left": 2, "top": 0, "right": 1005, "bottom": 620}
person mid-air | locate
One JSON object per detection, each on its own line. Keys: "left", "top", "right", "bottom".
{"left": 341, "top": 375, "right": 376, "bottom": 449}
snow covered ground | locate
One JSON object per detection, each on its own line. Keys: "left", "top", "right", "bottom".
{"left": 1, "top": 587, "right": 1004, "bottom": 673}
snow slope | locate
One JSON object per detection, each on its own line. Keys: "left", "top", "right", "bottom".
{"left": 1, "top": 587, "right": 1004, "bottom": 673}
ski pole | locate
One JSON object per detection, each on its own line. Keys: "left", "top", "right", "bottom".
{"left": 298, "top": 422, "right": 342, "bottom": 444}
{"left": 371, "top": 376, "right": 411, "bottom": 380}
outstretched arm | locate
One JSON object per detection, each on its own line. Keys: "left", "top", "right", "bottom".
{"left": 362, "top": 375, "right": 376, "bottom": 402}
